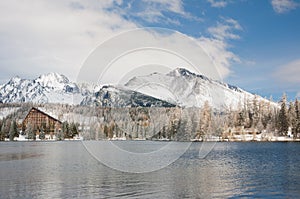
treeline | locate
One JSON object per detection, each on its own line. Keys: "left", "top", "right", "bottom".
{"left": 82, "top": 94, "right": 300, "bottom": 140}
{"left": 0, "top": 94, "right": 299, "bottom": 141}
{"left": 0, "top": 119, "right": 79, "bottom": 141}
{"left": 58, "top": 121, "right": 80, "bottom": 140}
{"left": 222, "top": 94, "right": 300, "bottom": 137}
{"left": 0, "top": 104, "right": 79, "bottom": 141}
{"left": 0, "top": 119, "right": 18, "bottom": 141}
{"left": 0, "top": 104, "right": 25, "bottom": 140}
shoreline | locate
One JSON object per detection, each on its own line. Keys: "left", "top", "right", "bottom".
{"left": 4, "top": 139, "right": 300, "bottom": 142}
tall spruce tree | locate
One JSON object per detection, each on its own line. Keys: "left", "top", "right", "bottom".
{"left": 9, "top": 120, "right": 18, "bottom": 141}
{"left": 0, "top": 121, "right": 6, "bottom": 141}
{"left": 39, "top": 126, "right": 45, "bottom": 140}
{"left": 295, "top": 99, "right": 300, "bottom": 138}
{"left": 62, "top": 121, "right": 70, "bottom": 138}
{"left": 252, "top": 96, "right": 260, "bottom": 128}
{"left": 199, "top": 101, "right": 212, "bottom": 136}
{"left": 26, "top": 123, "right": 35, "bottom": 140}
{"left": 278, "top": 94, "right": 289, "bottom": 136}
{"left": 288, "top": 101, "right": 296, "bottom": 133}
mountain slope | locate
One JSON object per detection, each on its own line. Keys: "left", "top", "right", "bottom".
{"left": 81, "top": 85, "right": 175, "bottom": 107}
{"left": 0, "top": 73, "right": 175, "bottom": 107}
{"left": 0, "top": 73, "right": 84, "bottom": 104}
{"left": 125, "top": 68, "right": 273, "bottom": 110}
{"left": 0, "top": 69, "right": 275, "bottom": 109}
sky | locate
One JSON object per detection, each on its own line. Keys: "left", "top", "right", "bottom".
{"left": 0, "top": 0, "right": 300, "bottom": 101}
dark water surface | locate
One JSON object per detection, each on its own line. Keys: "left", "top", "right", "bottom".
{"left": 0, "top": 141, "right": 299, "bottom": 198}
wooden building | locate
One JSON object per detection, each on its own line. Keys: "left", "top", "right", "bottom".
{"left": 22, "top": 107, "right": 62, "bottom": 135}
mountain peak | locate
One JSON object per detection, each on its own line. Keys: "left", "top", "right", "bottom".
{"left": 0, "top": 70, "right": 277, "bottom": 109}
{"left": 36, "top": 72, "right": 69, "bottom": 89}
{"left": 176, "top": 68, "right": 195, "bottom": 76}
{"left": 37, "top": 72, "right": 69, "bottom": 83}
{"left": 9, "top": 76, "right": 22, "bottom": 84}
{"left": 168, "top": 68, "right": 210, "bottom": 81}
{"left": 124, "top": 67, "right": 275, "bottom": 109}
{"left": 167, "top": 68, "right": 194, "bottom": 77}
{"left": 0, "top": 73, "right": 85, "bottom": 104}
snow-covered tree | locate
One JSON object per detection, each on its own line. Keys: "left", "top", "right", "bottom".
{"left": 0, "top": 121, "right": 6, "bottom": 141}
{"left": 9, "top": 120, "right": 18, "bottom": 141}
{"left": 278, "top": 94, "right": 289, "bottom": 136}
{"left": 251, "top": 95, "right": 260, "bottom": 128}
{"left": 26, "top": 123, "right": 36, "bottom": 140}
{"left": 199, "top": 101, "right": 212, "bottom": 136}
{"left": 288, "top": 101, "right": 296, "bottom": 132}
{"left": 39, "top": 126, "right": 45, "bottom": 140}
{"left": 261, "top": 101, "right": 272, "bottom": 130}
{"left": 294, "top": 99, "right": 300, "bottom": 138}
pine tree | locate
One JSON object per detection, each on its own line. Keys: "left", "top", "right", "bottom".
{"left": 62, "top": 121, "right": 70, "bottom": 138}
{"left": 26, "top": 123, "right": 35, "bottom": 140}
{"left": 278, "top": 94, "right": 289, "bottom": 136}
{"left": 252, "top": 96, "right": 260, "bottom": 128}
{"left": 294, "top": 99, "right": 300, "bottom": 138}
{"left": 9, "top": 120, "right": 18, "bottom": 141}
{"left": 261, "top": 101, "right": 271, "bottom": 130}
{"left": 237, "top": 111, "right": 245, "bottom": 127}
{"left": 69, "top": 122, "right": 79, "bottom": 138}
{"left": 21, "top": 122, "right": 26, "bottom": 135}
{"left": 57, "top": 129, "right": 64, "bottom": 141}
{"left": 0, "top": 121, "right": 6, "bottom": 141}
{"left": 39, "top": 126, "right": 45, "bottom": 140}
{"left": 199, "top": 101, "right": 212, "bottom": 136}
{"left": 1, "top": 119, "right": 11, "bottom": 140}
{"left": 288, "top": 101, "right": 296, "bottom": 134}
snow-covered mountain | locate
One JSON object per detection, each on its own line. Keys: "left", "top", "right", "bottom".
{"left": 125, "top": 68, "right": 273, "bottom": 110}
{"left": 0, "top": 73, "right": 174, "bottom": 107}
{"left": 0, "top": 69, "right": 275, "bottom": 109}
{"left": 0, "top": 73, "right": 85, "bottom": 104}
{"left": 81, "top": 85, "right": 175, "bottom": 107}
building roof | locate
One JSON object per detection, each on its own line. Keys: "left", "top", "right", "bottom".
{"left": 23, "top": 107, "right": 62, "bottom": 124}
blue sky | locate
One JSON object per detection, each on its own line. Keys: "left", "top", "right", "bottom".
{"left": 0, "top": 0, "right": 299, "bottom": 101}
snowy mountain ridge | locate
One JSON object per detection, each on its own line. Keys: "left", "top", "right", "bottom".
{"left": 0, "top": 72, "right": 175, "bottom": 107}
{"left": 125, "top": 68, "right": 275, "bottom": 110}
{"left": 80, "top": 85, "right": 175, "bottom": 107}
{"left": 0, "top": 73, "right": 83, "bottom": 104}
{"left": 0, "top": 69, "right": 276, "bottom": 109}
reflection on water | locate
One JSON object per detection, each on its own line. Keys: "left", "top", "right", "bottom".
{"left": 0, "top": 153, "right": 43, "bottom": 161}
{"left": 0, "top": 142, "right": 300, "bottom": 198}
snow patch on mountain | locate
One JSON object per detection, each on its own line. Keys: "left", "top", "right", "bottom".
{"left": 125, "top": 68, "right": 272, "bottom": 109}
{"left": 0, "top": 73, "right": 85, "bottom": 104}
{"left": 0, "top": 68, "right": 276, "bottom": 109}
{"left": 81, "top": 85, "right": 176, "bottom": 107}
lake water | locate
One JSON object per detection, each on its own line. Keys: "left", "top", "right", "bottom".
{"left": 0, "top": 141, "right": 300, "bottom": 198}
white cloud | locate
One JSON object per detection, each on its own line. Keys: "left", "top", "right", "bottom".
{"left": 115, "top": 0, "right": 200, "bottom": 25}
{"left": 0, "top": 0, "right": 136, "bottom": 82}
{"left": 198, "top": 18, "right": 242, "bottom": 78}
{"left": 197, "top": 37, "right": 240, "bottom": 78}
{"left": 207, "top": 0, "right": 229, "bottom": 8}
{"left": 78, "top": 29, "right": 223, "bottom": 84}
{"left": 143, "top": 0, "right": 185, "bottom": 14}
{"left": 274, "top": 59, "right": 300, "bottom": 83}
{"left": 271, "top": 0, "right": 298, "bottom": 13}
{"left": 208, "top": 18, "right": 242, "bottom": 41}
{"left": 134, "top": 7, "right": 181, "bottom": 25}
{"left": 0, "top": 0, "right": 240, "bottom": 84}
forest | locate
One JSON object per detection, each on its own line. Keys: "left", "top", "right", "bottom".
{"left": 0, "top": 94, "right": 299, "bottom": 141}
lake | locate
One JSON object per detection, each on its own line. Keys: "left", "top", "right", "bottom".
{"left": 0, "top": 141, "right": 300, "bottom": 198}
